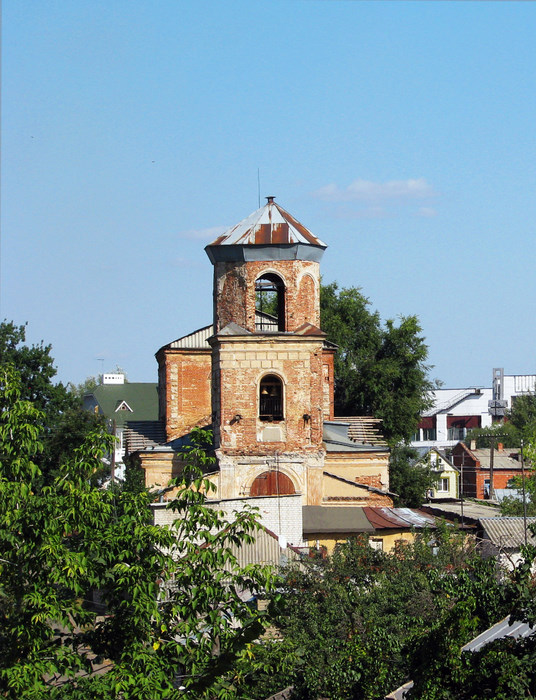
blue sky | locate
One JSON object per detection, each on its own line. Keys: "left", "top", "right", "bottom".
{"left": 2, "top": 1, "right": 535, "bottom": 389}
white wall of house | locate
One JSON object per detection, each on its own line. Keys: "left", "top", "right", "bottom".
{"left": 412, "top": 372, "right": 536, "bottom": 451}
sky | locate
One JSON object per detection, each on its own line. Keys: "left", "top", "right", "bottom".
{"left": 2, "top": 1, "right": 536, "bottom": 390}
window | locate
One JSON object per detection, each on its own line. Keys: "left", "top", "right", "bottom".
{"left": 259, "top": 374, "right": 283, "bottom": 421}
{"left": 447, "top": 427, "right": 465, "bottom": 441}
{"left": 255, "top": 274, "right": 285, "bottom": 331}
{"left": 369, "top": 539, "right": 383, "bottom": 551}
{"left": 423, "top": 428, "right": 437, "bottom": 441}
{"left": 437, "top": 477, "right": 449, "bottom": 492}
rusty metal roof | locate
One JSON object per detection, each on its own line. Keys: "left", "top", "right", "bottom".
{"left": 207, "top": 198, "right": 327, "bottom": 249}
{"left": 363, "top": 507, "right": 438, "bottom": 530}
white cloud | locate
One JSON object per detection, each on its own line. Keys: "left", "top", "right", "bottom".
{"left": 179, "top": 225, "right": 228, "bottom": 241}
{"left": 313, "top": 178, "right": 436, "bottom": 203}
{"left": 416, "top": 207, "right": 438, "bottom": 218}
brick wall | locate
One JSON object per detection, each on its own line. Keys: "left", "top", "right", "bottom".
{"left": 211, "top": 335, "right": 326, "bottom": 454}
{"left": 157, "top": 348, "right": 212, "bottom": 442}
{"left": 214, "top": 259, "right": 321, "bottom": 333}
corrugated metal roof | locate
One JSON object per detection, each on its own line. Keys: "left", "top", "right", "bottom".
{"left": 165, "top": 324, "right": 213, "bottom": 350}
{"left": 124, "top": 421, "right": 166, "bottom": 452}
{"left": 480, "top": 517, "right": 536, "bottom": 548}
{"left": 461, "top": 616, "right": 536, "bottom": 652}
{"left": 207, "top": 198, "right": 326, "bottom": 248}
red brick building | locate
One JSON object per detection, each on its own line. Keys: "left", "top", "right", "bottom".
{"left": 451, "top": 441, "right": 524, "bottom": 500}
{"left": 138, "top": 198, "right": 392, "bottom": 522}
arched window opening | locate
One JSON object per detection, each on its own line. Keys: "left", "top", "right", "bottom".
{"left": 255, "top": 274, "right": 285, "bottom": 331}
{"left": 259, "top": 374, "right": 284, "bottom": 421}
{"left": 250, "top": 470, "right": 296, "bottom": 497}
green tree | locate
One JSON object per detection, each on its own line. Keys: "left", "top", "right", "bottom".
{"left": 464, "top": 421, "right": 520, "bottom": 449}
{"left": 0, "top": 365, "right": 275, "bottom": 699}
{"left": 234, "top": 528, "right": 511, "bottom": 700}
{"left": 389, "top": 444, "right": 438, "bottom": 507}
{"left": 320, "top": 283, "right": 433, "bottom": 444}
{"left": 508, "top": 393, "right": 536, "bottom": 439}
{"left": 0, "top": 320, "right": 104, "bottom": 483}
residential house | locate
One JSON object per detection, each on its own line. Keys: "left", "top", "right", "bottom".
{"left": 411, "top": 446, "right": 459, "bottom": 500}
{"left": 412, "top": 369, "right": 536, "bottom": 451}
{"left": 450, "top": 441, "right": 525, "bottom": 500}
{"left": 479, "top": 517, "right": 536, "bottom": 570}
{"left": 83, "top": 373, "right": 164, "bottom": 478}
{"left": 302, "top": 505, "right": 439, "bottom": 553}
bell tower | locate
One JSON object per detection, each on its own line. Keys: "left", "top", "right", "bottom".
{"left": 205, "top": 198, "right": 334, "bottom": 503}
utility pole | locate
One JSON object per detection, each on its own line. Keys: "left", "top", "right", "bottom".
{"left": 489, "top": 438, "right": 495, "bottom": 500}
{"left": 521, "top": 439, "right": 528, "bottom": 546}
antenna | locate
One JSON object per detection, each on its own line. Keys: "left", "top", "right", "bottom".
{"left": 257, "top": 168, "right": 261, "bottom": 208}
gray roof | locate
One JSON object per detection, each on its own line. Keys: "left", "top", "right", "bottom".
{"left": 206, "top": 199, "right": 327, "bottom": 248}
{"left": 480, "top": 517, "right": 536, "bottom": 548}
{"left": 123, "top": 421, "right": 166, "bottom": 452}
{"left": 470, "top": 447, "right": 521, "bottom": 470}
{"left": 162, "top": 324, "right": 213, "bottom": 351}
{"left": 422, "top": 501, "right": 502, "bottom": 524}
{"left": 303, "top": 506, "right": 374, "bottom": 534}
{"left": 323, "top": 421, "right": 387, "bottom": 452}
{"left": 334, "top": 416, "right": 388, "bottom": 447}
{"left": 461, "top": 616, "right": 536, "bottom": 652}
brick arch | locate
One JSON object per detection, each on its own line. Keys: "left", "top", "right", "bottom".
{"left": 250, "top": 470, "right": 296, "bottom": 497}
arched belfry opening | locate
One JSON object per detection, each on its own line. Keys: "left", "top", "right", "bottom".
{"left": 255, "top": 273, "right": 285, "bottom": 331}
{"left": 259, "top": 374, "right": 284, "bottom": 421}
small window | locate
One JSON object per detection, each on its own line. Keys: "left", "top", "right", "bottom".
{"left": 259, "top": 374, "right": 283, "bottom": 421}
{"left": 437, "top": 477, "right": 449, "bottom": 492}
{"left": 369, "top": 538, "right": 383, "bottom": 551}
{"left": 255, "top": 274, "right": 285, "bottom": 331}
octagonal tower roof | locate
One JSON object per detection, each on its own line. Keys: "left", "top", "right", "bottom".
{"left": 205, "top": 197, "right": 327, "bottom": 264}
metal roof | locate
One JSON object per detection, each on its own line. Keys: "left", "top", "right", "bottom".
{"left": 84, "top": 383, "right": 159, "bottom": 426}
{"left": 461, "top": 616, "right": 536, "bottom": 652}
{"left": 303, "top": 505, "right": 374, "bottom": 534}
{"left": 479, "top": 517, "right": 536, "bottom": 548}
{"left": 207, "top": 198, "right": 327, "bottom": 248}
{"left": 164, "top": 324, "right": 213, "bottom": 350}
{"left": 363, "top": 507, "right": 438, "bottom": 530}
{"left": 470, "top": 447, "right": 522, "bottom": 470}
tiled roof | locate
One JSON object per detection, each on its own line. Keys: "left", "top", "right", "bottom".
{"left": 334, "top": 416, "right": 388, "bottom": 446}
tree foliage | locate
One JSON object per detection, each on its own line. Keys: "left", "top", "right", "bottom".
{"left": 0, "top": 365, "right": 275, "bottom": 699}
{"left": 320, "top": 282, "right": 433, "bottom": 444}
{"left": 233, "top": 528, "right": 517, "bottom": 700}
{"left": 389, "top": 444, "right": 438, "bottom": 507}
{"left": 0, "top": 321, "right": 104, "bottom": 483}
{"left": 464, "top": 421, "right": 520, "bottom": 449}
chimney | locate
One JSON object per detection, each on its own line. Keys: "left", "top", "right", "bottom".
{"left": 497, "top": 442, "right": 504, "bottom": 452}
{"left": 470, "top": 440, "right": 476, "bottom": 451}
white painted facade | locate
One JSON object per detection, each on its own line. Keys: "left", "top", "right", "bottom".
{"left": 412, "top": 370, "right": 536, "bottom": 451}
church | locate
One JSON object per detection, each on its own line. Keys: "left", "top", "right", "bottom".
{"left": 136, "top": 198, "right": 393, "bottom": 547}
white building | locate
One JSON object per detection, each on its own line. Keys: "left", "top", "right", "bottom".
{"left": 411, "top": 369, "right": 536, "bottom": 451}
